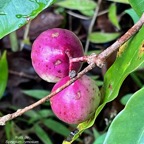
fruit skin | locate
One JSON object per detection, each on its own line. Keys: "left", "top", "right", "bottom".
{"left": 31, "top": 28, "right": 84, "bottom": 83}
{"left": 50, "top": 75, "right": 101, "bottom": 124}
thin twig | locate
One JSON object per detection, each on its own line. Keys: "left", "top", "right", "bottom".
{"left": 67, "top": 10, "right": 90, "bottom": 20}
{"left": 85, "top": 0, "right": 102, "bottom": 53}
{"left": 0, "top": 13, "right": 144, "bottom": 126}
{"left": 20, "top": 21, "right": 31, "bottom": 50}
{"left": 9, "top": 70, "right": 38, "bottom": 80}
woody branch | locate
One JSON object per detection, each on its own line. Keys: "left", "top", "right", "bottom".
{"left": 0, "top": 13, "right": 144, "bottom": 126}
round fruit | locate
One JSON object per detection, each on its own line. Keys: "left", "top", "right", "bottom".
{"left": 31, "top": 28, "right": 84, "bottom": 83}
{"left": 50, "top": 75, "right": 101, "bottom": 124}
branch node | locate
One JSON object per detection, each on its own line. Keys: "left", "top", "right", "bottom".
{"left": 87, "top": 53, "right": 97, "bottom": 64}
{"left": 95, "top": 56, "right": 105, "bottom": 68}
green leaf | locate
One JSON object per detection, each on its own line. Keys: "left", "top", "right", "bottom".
{"left": 104, "top": 87, "right": 144, "bottom": 144}
{"left": 0, "top": 0, "right": 55, "bottom": 39}
{"left": 56, "top": 0, "right": 97, "bottom": 11}
{"left": 89, "top": 32, "right": 120, "bottom": 43}
{"left": 80, "top": 9, "right": 95, "bottom": 17}
{"left": 0, "top": 51, "right": 8, "bottom": 99}
{"left": 93, "top": 128, "right": 100, "bottom": 139}
{"left": 25, "top": 109, "right": 54, "bottom": 123}
{"left": 125, "top": 8, "right": 140, "bottom": 24}
{"left": 107, "top": 0, "right": 129, "bottom": 4}
{"left": 34, "top": 124, "right": 52, "bottom": 144}
{"left": 63, "top": 26, "right": 144, "bottom": 144}
{"left": 93, "top": 133, "right": 107, "bottom": 144}
{"left": 22, "top": 89, "right": 50, "bottom": 99}
{"left": 128, "top": 0, "right": 144, "bottom": 16}
{"left": 102, "top": 28, "right": 144, "bottom": 103}
{"left": 38, "top": 110, "right": 54, "bottom": 117}
{"left": 108, "top": 3, "right": 120, "bottom": 29}
{"left": 43, "top": 119, "right": 70, "bottom": 137}
{"left": 120, "top": 93, "right": 132, "bottom": 105}
{"left": 5, "top": 121, "right": 13, "bottom": 140}
{"left": 25, "top": 110, "right": 39, "bottom": 118}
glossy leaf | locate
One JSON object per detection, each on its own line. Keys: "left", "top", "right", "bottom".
{"left": 93, "top": 133, "right": 107, "bottom": 144}
{"left": 107, "top": 0, "right": 129, "bottom": 4}
{"left": 104, "top": 87, "right": 144, "bottom": 144}
{"left": 0, "top": 0, "right": 55, "bottom": 39}
{"left": 0, "top": 51, "right": 8, "bottom": 99}
{"left": 63, "top": 26, "right": 144, "bottom": 144}
{"left": 22, "top": 89, "right": 50, "bottom": 99}
{"left": 34, "top": 124, "right": 52, "bottom": 144}
{"left": 88, "top": 32, "right": 120, "bottom": 43}
{"left": 129, "top": 0, "right": 144, "bottom": 16}
{"left": 108, "top": 3, "right": 120, "bottom": 29}
{"left": 120, "top": 93, "right": 132, "bottom": 105}
{"left": 43, "top": 119, "right": 70, "bottom": 137}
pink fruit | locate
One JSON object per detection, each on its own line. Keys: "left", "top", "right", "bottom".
{"left": 31, "top": 28, "right": 84, "bottom": 83}
{"left": 50, "top": 75, "right": 101, "bottom": 124}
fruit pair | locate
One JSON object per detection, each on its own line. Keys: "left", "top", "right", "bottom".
{"left": 31, "top": 28, "right": 101, "bottom": 124}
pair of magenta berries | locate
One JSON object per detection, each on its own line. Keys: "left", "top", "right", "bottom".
{"left": 31, "top": 28, "right": 101, "bottom": 124}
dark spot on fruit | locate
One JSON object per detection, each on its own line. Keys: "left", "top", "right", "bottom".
{"left": 81, "top": 106, "right": 84, "bottom": 109}
{"left": 89, "top": 111, "right": 93, "bottom": 115}
{"left": 75, "top": 91, "right": 81, "bottom": 100}
{"left": 90, "top": 97, "right": 95, "bottom": 104}
{"left": 64, "top": 112, "right": 66, "bottom": 115}
{"left": 57, "top": 70, "right": 61, "bottom": 73}
{"left": 56, "top": 75, "right": 61, "bottom": 78}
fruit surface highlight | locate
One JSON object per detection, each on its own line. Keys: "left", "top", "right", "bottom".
{"left": 50, "top": 75, "right": 101, "bottom": 124}
{"left": 31, "top": 28, "right": 84, "bottom": 83}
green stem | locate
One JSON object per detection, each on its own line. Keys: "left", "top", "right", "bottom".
{"left": 9, "top": 31, "right": 19, "bottom": 52}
